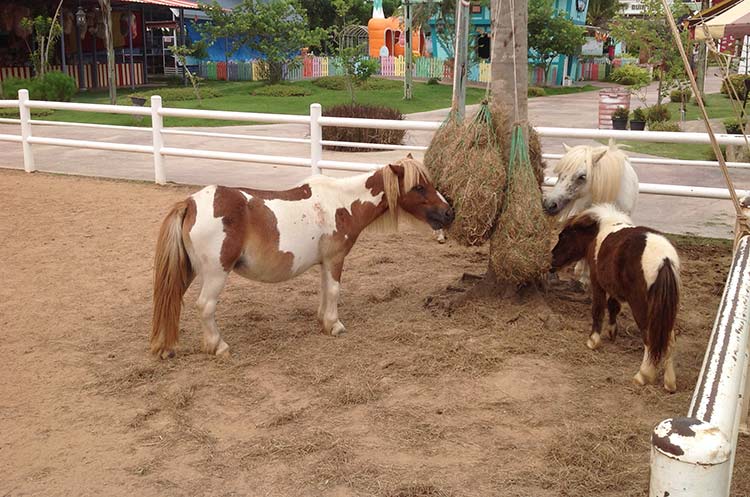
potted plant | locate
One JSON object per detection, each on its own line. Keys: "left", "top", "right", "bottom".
{"left": 611, "top": 106, "right": 629, "bottom": 130}
{"left": 630, "top": 107, "right": 646, "bottom": 131}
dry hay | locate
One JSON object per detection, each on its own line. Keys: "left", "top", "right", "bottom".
{"left": 424, "top": 103, "right": 547, "bottom": 261}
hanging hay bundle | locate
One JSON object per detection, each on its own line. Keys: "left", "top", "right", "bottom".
{"left": 488, "top": 123, "right": 554, "bottom": 286}
{"left": 424, "top": 102, "right": 506, "bottom": 246}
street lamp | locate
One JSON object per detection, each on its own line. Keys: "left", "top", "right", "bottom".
{"left": 75, "top": 6, "right": 87, "bottom": 30}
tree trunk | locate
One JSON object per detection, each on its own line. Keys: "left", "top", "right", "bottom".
{"left": 98, "top": 0, "right": 117, "bottom": 105}
{"left": 491, "top": 0, "right": 528, "bottom": 121}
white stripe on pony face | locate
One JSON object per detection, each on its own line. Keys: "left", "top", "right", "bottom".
{"left": 437, "top": 190, "right": 448, "bottom": 205}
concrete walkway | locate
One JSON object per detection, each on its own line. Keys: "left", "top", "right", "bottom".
{"left": 0, "top": 70, "right": 745, "bottom": 238}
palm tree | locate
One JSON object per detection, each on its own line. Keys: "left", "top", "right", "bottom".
{"left": 491, "top": 0, "right": 528, "bottom": 121}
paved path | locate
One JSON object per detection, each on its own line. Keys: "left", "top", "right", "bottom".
{"left": 0, "top": 71, "right": 745, "bottom": 238}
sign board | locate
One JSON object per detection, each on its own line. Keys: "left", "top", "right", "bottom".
{"left": 582, "top": 37, "right": 604, "bottom": 56}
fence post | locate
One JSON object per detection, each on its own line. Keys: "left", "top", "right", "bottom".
{"left": 310, "top": 103, "right": 322, "bottom": 175}
{"left": 18, "top": 89, "right": 35, "bottom": 173}
{"left": 151, "top": 95, "right": 166, "bottom": 185}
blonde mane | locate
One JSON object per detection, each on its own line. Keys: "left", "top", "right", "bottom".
{"left": 554, "top": 140, "right": 627, "bottom": 204}
{"left": 367, "top": 156, "right": 432, "bottom": 233}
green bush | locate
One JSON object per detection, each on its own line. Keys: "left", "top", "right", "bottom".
{"left": 610, "top": 65, "right": 651, "bottom": 87}
{"left": 724, "top": 117, "right": 747, "bottom": 134}
{"left": 34, "top": 71, "right": 77, "bottom": 101}
{"left": 631, "top": 107, "right": 646, "bottom": 121}
{"left": 312, "top": 76, "right": 347, "bottom": 90}
{"left": 1, "top": 77, "right": 33, "bottom": 99}
{"left": 648, "top": 121, "right": 681, "bottom": 132}
{"left": 322, "top": 104, "right": 405, "bottom": 152}
{"left": 251, "top": 84, "right": 312, "bottom": 97}
{"left": 427, "top": 76, "right": 441, "bottom": 85}
{"left": 646, "top": 104, "right": 671, "bottom": 123}
{"left": 669, "top": 88, "right": 692, "bottom": 103}
{"left": 612, "top": 106, "right": 630, "bottom": 119}
{"left": 130, "top": 86, "right": 222, "bottom": 102}
{"left": 528, "top": 86, "right": 547, "bottom": 97}
{"left": 721, "top": 74, "right": 750, "bottom": 96}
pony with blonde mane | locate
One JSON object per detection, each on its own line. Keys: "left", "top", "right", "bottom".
{"left": 150, "top": 156, "right": 454, "bottom": 359}
{"left": 543, "top": 140, "right": 639, "bottom": 219}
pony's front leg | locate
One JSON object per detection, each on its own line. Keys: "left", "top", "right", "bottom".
{"left": 320, "top": 261, "right": 346, "bottom": 336}
{"left": 588, "top": 284, "right": 606, "bottom": 350}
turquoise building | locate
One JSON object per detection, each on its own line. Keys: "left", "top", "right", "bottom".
{"left": 427, "top": 0, "right": 590, "bottom": 85}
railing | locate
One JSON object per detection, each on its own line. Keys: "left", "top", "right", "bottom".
{"left": 649, "top": 235, "right": 750, "bottom": 497}
{"left": 1, "top": 89, "right": 750, "bottom": 494}
{"left": 3, "top": 89, "right": 750, "bottom": 202}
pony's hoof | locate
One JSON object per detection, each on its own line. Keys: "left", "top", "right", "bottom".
{"left": 215, "top": 341, "right": 230, "bottom": 357}
{"left": 664, "top": 380, "right": 677, "bottom": 393}
{"left": 159, "top": 349, "right": 175, "bottom": 360}
{"left": 586, "top": 334, "right": 601, "bottom": 350}
{"left": 633, "top": 372, "right": 647, "bottom": 386}
{"left": 331, "top": 322, "right": 346, "bottom": 336}
{"left": 605, "top": 323, "right": 618, "bottom": 341}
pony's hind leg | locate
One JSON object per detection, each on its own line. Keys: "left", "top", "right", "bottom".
{"left": 663, "top": 331, "right": 677, "bottom": 393}
{"left": 196, "top": 267, "right": 231, "bottom": 356}
{"left": 634, "top": 346, "right": 658, "bottom": 386}
{"left": 606, "top": 297, "right": 621, "bottom": 341}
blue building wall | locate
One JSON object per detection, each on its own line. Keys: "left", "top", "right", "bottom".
{"left": 428, "top": 1, "right": 589, "bottom": 86}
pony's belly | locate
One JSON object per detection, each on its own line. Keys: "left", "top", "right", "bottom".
{"left": 234, "top": 241, "right": 321, "bottom": 283}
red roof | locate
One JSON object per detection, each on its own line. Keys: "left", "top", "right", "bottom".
{"left": 117, "top": 0, "right": 201, "bottom": 9}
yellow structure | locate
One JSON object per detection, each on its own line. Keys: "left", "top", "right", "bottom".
{"left": 367, "top": 16, "right": 424, "bottom": 58}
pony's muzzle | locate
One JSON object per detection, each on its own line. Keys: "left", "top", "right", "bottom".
{"left": 543, "top": 198, "right": 565, "bottom": 216}
{"left": 428, "top": 206, "right": 454, "bottom": 229}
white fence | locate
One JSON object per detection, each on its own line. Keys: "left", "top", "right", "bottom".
{"left": 1, "top": 89, "right": 750, "bottom": 494}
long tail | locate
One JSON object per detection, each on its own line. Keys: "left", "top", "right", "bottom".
{"left": 646, "top": 258, "right": 679, "bottom": 364}
{"left": 151, "top": 200, "right": 193, "bottom": 357}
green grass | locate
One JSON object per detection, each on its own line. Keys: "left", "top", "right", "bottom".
{"left": 38, "top": 79, "right": 488, "bottom": 128}
{"left": 537, "top": 84, "right": 599, "bottom": 96}
{"left": 613, "top": 141, "right": 717, "bottom": 161}
{"left": 663, "top": 92, "right": 742, "bottom": 122}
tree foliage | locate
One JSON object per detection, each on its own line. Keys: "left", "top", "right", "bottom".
{"left": 528, "top": 0, "right": 585, "bottom": 80}
{"left": 337, "top": 44, "right": 379, "bottom": 102}
{"left": 20, "top": 7, "right": 63, "bottom": 78}
{"left": 585, "top": 0, "right": 621, "bottom": 28}
{"left": 200, "top": 0, "right": 327, "bottom": 83}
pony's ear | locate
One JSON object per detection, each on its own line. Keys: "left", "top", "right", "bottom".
{"left": 591, "top": 147, "right": 608, "bottom": 164}
{"left": 405, "top": 152, "right": 414, "bottom": 159}
{"left": 570, "top": 213, "right": 598, "bottom": 233}
{"left": 563, "top": 143, "right": 572, "bottom": 152}
{"left": 388, "top": 164, "right": 405, "bottom": 178}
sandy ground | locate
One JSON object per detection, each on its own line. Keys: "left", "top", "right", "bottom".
{"left": 1, "top": 169, "right": 748, "bottom": 497}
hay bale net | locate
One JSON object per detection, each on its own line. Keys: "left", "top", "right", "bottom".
{"left": 424, "top": 103, "right": 546, "bottom": 248}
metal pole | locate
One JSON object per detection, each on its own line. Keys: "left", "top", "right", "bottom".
{"left": 179, "top": 8, "right": 186, "bottom": 86}
{"left": 92, "top": 22, "right": 99, "bottom": 89}
{"left": 404, "top": 0, "right": 413, "bottom": 100}
{"left": 141, "top": 5, "right": 148, "bottom": 83}
{"left": 60, "top": 24, "right": 67, "bottom": 75}
{"left": 128, "top": 9, "right": 135, "bottom": 88}
{"left": 451, "top": 0, "right": 470, "bottom": 119}
{"left": 151, "top": 95, "right": 166, "bottom": 184}
{"left": 310, "top": 103, "right": 322, "bottom": 175}
{"left": 18, "top": 89, "right": 35, "bottom": 173}
{"left": 74, "top": 18, "right": 86, "bottom": 89}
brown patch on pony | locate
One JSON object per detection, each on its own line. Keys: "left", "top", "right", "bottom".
{"left": 213, "top": 186, "right": 295, "bottom": 279}
{"left": 550, "top": 214, "right": 599, "bottom": 271}
{"left": 151, "top": 198, "right": 195, "bottom": 357}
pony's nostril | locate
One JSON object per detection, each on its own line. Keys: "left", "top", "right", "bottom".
{"left": 546, "top": 201, "right": 558, "bottom": 212}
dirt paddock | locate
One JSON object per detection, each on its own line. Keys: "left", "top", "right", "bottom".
{"left": 2, "top": 169, "right": 749, "bottom": 497}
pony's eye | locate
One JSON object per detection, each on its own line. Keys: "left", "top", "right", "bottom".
{"left": 577, "top": 174, "right": 587, "bottom": 182}
{"left": 414, "top": 184, "right": 425, "bottom": 193}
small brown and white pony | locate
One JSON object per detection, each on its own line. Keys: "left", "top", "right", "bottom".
{"left": 151, "top": 157, "right": 454, "bottom": 359}
{"left": 551, "top": 204, "right": 681, "bottom": 392}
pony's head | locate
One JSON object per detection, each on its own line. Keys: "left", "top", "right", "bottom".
{"left": 551, "top": 204, "right": 632, "bottom": 270}
{"left": 381, "top": 155, "right": 454, "bottom": 230}
{"left": 543, "top": 140, "right": 626, "bottom": 217}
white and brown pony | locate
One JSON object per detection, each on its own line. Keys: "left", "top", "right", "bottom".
{"left": 550, "top": 204, "right": 680, "bottom": 392}
{"left": 151, "top": 157, "right": 454, "bottom": 359}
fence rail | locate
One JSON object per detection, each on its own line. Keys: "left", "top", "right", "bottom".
{"left": 0, "top": 89, "right": 749, "bottom": 494}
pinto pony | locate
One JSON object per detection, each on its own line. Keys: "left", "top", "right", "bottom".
{"left": 151, "top": 157, "right": 454, "bottom": 359}
{"left": 551, "top": 204, "right": 680, "bottom": 392}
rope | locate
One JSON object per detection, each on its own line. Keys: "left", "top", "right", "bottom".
{"left": 660, "top": 0, "right": 749, "bottom": 239}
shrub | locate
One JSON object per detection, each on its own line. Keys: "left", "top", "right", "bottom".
{"left": 646, "top": 104, "right": 671, "bottom": 123}
{"left": 611, "top": 106, "right": 630, "bottom": 120}
{"left": 130, "top": 86, "right": 221, "bottom": 102}
{"left": 251, "top": 84, "right": 312, "bottom": 97}
{"left": 312, "top": 76, "right": 347, "bottom": 90}
{"left": 528, "top": 86, "right": 547, "bottom": 97}
{"left": 631, "top": 107, "right": 646, "bottom": 121}
{"left": 669, "top": 88, "right": 692, "bottom": 103}
{"left": 322, "top": 104, "right": 405, "bottom": 152}
{"left": 610, "top": 65, "right": 650, "bottom": 87}
{"left": 721, "top": 74, "right": 750, "bottom": 96}
{"left": 1, "top": 77, "right": 33, "bottom": 99}
{"left": 648, "top": 121, "right": 681, "bottom": 132}
{"left": 427, "top": 76, "right": 441, "bottom": 85}
{"left": 34, "top": 71, "right": 77, "bottom": 101}
{"left": 724, "top": 117, "right": 747, "bottom": 134}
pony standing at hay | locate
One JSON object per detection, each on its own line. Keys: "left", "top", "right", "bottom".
{"left": 551, "top": 204, "right": 681, "bottom": 392}
{"left": 543, "top": 141, "right": 639, "bottom": 218}
{"left": 150, "top": 157, "right": 454, "bottom": 359}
